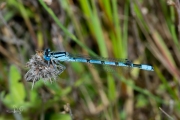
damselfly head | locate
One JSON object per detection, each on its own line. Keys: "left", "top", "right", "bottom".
{"left": 44, "top": 48, "right": 51, "bottom": 61}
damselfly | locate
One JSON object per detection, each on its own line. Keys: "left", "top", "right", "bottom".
{"left": 25, "top": 49, "right": 154, "bottom": 89}
{"left": 44, "top": 48, "right": 154, "bottom": 71}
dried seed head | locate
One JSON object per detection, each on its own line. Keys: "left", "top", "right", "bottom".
{"left": 24, "top": 50, "right": 65, "bottom": 89}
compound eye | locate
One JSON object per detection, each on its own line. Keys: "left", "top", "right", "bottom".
{"left": 45, "top": 48, "right": 51, "bottom": 56}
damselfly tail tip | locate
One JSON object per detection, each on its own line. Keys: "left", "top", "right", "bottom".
{"left": 151, "top": 67, "right": 154, "bottom": 71}
{"left": 140, "top": 64, "right": 154, "bottom": 71}
{"left": 147, "top": 65, "right": 154, "bottom": 71}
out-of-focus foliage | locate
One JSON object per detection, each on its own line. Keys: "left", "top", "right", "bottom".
{"left": 0, "top": 0, "right": 180, "bottom": 119}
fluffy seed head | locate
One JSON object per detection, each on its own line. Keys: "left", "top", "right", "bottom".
{"left": 24, "top": 50, "right": 65, "bottom": 88}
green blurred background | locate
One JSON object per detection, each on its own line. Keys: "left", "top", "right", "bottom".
{"left": 0, "top": 0, "right": 180, "bottom": 120}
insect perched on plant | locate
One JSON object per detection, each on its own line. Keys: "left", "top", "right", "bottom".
{"left": 25, "top": 48, "right": 154, "bottom": 89}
